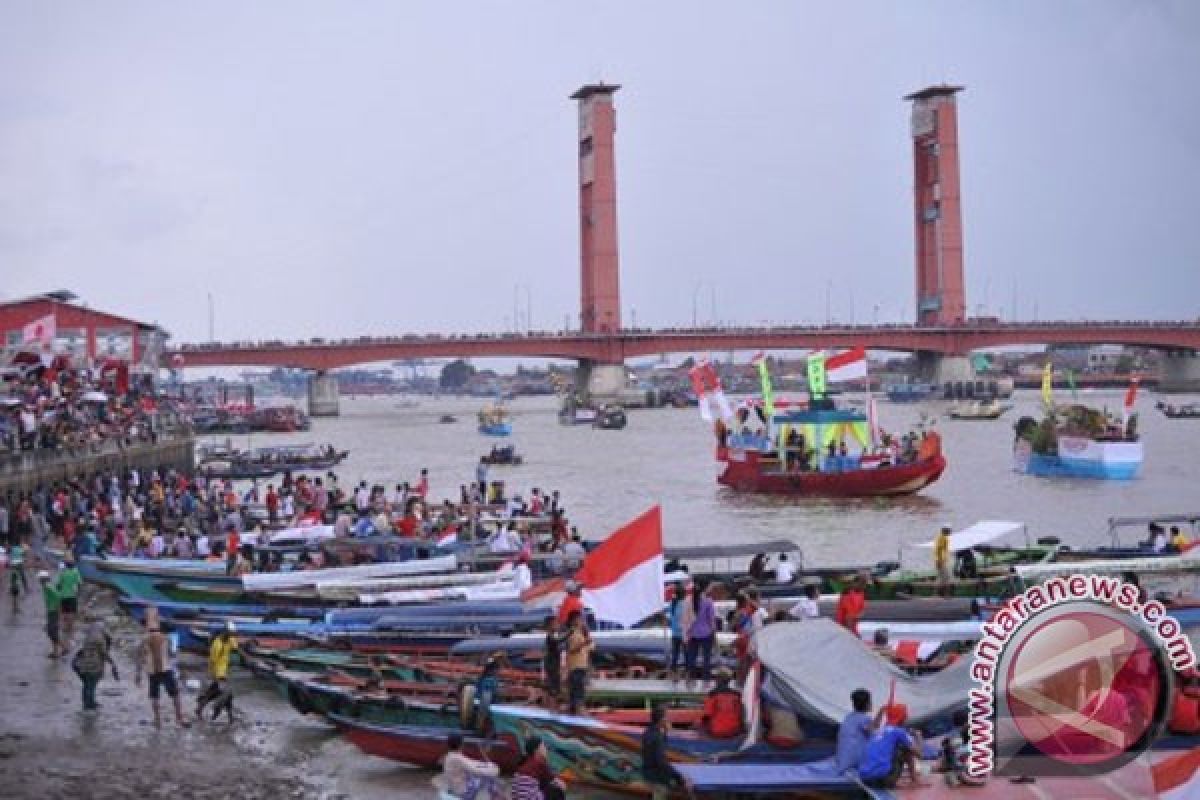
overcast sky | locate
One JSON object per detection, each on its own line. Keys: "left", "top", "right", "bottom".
{"left": 2, "top": 1, "right": 1198, "bottom": 344}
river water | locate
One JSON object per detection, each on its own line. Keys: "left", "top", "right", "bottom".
{"left": 227, "top": 389, "right": 1199, "bottom": 566}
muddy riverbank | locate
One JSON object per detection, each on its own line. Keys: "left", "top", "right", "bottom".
{"left": 0, "top": 586, "right": 430, "bottom": 799}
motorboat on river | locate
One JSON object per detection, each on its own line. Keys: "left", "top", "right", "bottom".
{"left": 947, "top": 399, "right": 1012, "bottom": 420}
{"left": 1157, "top": 401, "right": 1200, "bottom": 419}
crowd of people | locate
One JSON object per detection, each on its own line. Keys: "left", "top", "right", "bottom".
{"left": 0, "top": 357, "right": 185, "bottom": 458}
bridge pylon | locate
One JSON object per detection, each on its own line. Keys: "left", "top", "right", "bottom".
{"left": 308, "top": 370, "right": 340, "bottom": 417}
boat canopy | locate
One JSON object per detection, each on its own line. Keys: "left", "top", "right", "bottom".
{"left": 664, "top": 540, "right": 801, "bottom": 560}
{"left": 756, "top": 619, "right": 972, "bottom": 727}
{"left": 1109, "top": 514, "right": 1200, "bottom": 529}
{"left": 770, "top": 409, "right": 865, "bottom": 425}
{"left": 914, "top": 520, "right": 1026, "bottom": 551}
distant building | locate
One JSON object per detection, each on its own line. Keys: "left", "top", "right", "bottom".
{"left": 0, "top": 290, "right": 167, "bottom": 374}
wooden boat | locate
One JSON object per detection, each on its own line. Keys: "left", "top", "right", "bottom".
{"left": 480, "top": 445, "right": 523, "bottom": 465}
{"left": 487, "top": 704, "right": 834, "bottom": 794}
{"left": 716, "top": 409, "right": 945, "bottom": 497}
{"left": 1157, "top": 401, "right": 1200, "bottom": 419}
{"left": 947, "top": 400, "right": 1012, "bottom": 420}
{"left": 330, "top": 713, "right": 520, "bottom": 771}
{"left": 827, "top": 521, "right": 1056, "bottom": 600}
{"left": 593, "top": 404, "right": 627, "bottom": 430}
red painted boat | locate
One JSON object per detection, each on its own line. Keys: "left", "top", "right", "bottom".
{"left": 329, "top": 713, "right": 521, "bottom": 771}
{"left": 717, "top": 430, "right": 946, "bottom": 497}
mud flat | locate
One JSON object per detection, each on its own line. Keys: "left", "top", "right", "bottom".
{"left": 0, "top": 587, "right": 429, "bottom": 799}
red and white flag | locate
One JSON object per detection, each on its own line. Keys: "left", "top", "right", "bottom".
{"left": 825, "top": 346, "right": 868, "bottom": 383}
{"left": 1153, "top": 746, "right": 1200, "bottom": 799}
{"left": 575, "top": 506, "right": 664, "bottom": 628}
{"left": 688, "top": 360, "right": 732, "bottom": 422}
{"left": 436, "top": 530, "right": 458, "bottom": 548}
{"left": 22, "top": 314, "right": 56, "bottom": 350}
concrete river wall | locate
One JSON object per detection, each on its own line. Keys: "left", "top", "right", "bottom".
{"left": 0, "top": 433, "right": 195, "bottom": 496}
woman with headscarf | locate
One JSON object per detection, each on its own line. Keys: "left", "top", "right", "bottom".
{"left": 71, "top": 619, "right": 118, "bottom": 712}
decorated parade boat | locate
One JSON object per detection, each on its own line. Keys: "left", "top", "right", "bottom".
{"left": 1013, "top": 369, "right": 1142, "bottom": 480}
{"left": 694, "top": 349, "right": 946, "bottom": 497}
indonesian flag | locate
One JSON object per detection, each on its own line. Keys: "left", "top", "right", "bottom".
{"left": 22, "top": 314, "right": 56, "bottom": 351}
{"left": 1153, "top": 747, "right": 1200, "bottom": 799}
{"left": 825, "top": 346, "right": 868, "bottom": 383}
{"left": 436, "top": 530, "right": 458, "bottom": 548}
{"left": 1124, "top": 377, "right": 1140, "bottom": 426}
{"left": 575, "top": 506, "right": 664, "bottom": 628}
{"left": 688, "top": 360, "right": 732, "bottom": 422}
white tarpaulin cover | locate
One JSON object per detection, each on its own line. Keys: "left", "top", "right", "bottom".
{"left": 755, "top": 620, "right": 972, "bottom": 727}
{"left": 241, "top": 554, "right": 457, "bottom": 591}
{"left": 915, "top": 520, "right": 1024, "bottom": 551}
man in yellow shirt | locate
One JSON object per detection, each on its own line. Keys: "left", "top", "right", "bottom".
{"left": 1172, "top": 526, "right": 1190, "bottom": 553}
{"left": 934, "top": 526, "right": 952, "bottom": 587}
{"left": 196, "top": 621, "right": 238, "bottom": 723}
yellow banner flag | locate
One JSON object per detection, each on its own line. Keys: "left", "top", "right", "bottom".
{"left": 1041, "top": 363, "right": 1053, "bottom": 409}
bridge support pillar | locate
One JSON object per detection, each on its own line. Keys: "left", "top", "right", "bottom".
{"left": 577, "top": 362, "right": 658, "bottom": 408}
{"left": 308, "top": 371, "right": 340, "bottom": 417}
{"left": 916, "top": 352, "right": 975, "bottom": 396}
{"left": 1160, "top": 350, "right": 1200, "bottom": 393}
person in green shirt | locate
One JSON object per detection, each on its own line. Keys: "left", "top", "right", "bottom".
{"left": 38, "top": 571, "right": 63, "bottom": 658}
{"left": 56, "top": 555, "right": 82, "bottom": 645}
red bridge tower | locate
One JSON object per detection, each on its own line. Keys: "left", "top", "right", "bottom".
{"left": 572, "top": 83, "right": 622, "bottom": 335}
{"left": 907, "top": 85, "right": 966, "bottom": 327}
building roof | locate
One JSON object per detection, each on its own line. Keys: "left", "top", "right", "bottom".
{"left": 904, "top": 84, "right": 965, "bottom": 101}
{"left": 570, "top": 83, "right": 621, "bottom": 100}
{"left": 0, "top": 292, "right": 166, "bottom": 334}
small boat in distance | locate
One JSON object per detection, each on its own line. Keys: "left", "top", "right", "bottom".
{"left": 1157, "top": 401, "right": 1200, "bottom": 419}
{"left": 593, "top": 404, "right": 627, "bottom": 430}
{"left": 884, "top": 380, "right": 937, "bottom": 403}
{"left": 481, "top": 445, "right": 523, "bottom": 466}
{"left": 437, "top": 414, "right": 456, "bottom": 424}
{"left": 947, "top": 399, "right": 1012, "bottom": 420}
{"left": 557, "top": 404, "right": 598, "bottom": 426}
{"left": 477, "top": 404, "right": 512, "bottom": 436}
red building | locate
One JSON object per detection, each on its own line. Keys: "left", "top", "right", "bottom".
{"left": 0, "top": 290, "right": 167, "bottom": 371}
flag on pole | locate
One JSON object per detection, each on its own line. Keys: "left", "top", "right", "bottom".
{"left": 688, "top": 361, "right": 732, "bottom": 422}
{"left": 1123, "top": 377, "right": 1139, "bottom": 427}
{"left": 22, "top": 314, "right": 56, "bottom": 351}
{"left": 825, "top": 346, "right": 868, "bottom": 383}
{"left": 807, "top": 353, "right": 827, "bottom": 398}
{"left": 575, "top": 506, "right": 665, "bottom": 628}
{"left": 1153, "top": 746, "right": 1200, "bottom": 800}
{"left": 1041, "top": 363, "right": 1054, "bottom": 410}
{"left": 867, "top": 395, "right": 880, "bottom": 446}
{"left": 752, "top": 352, "right": 775, "bottom": 418}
